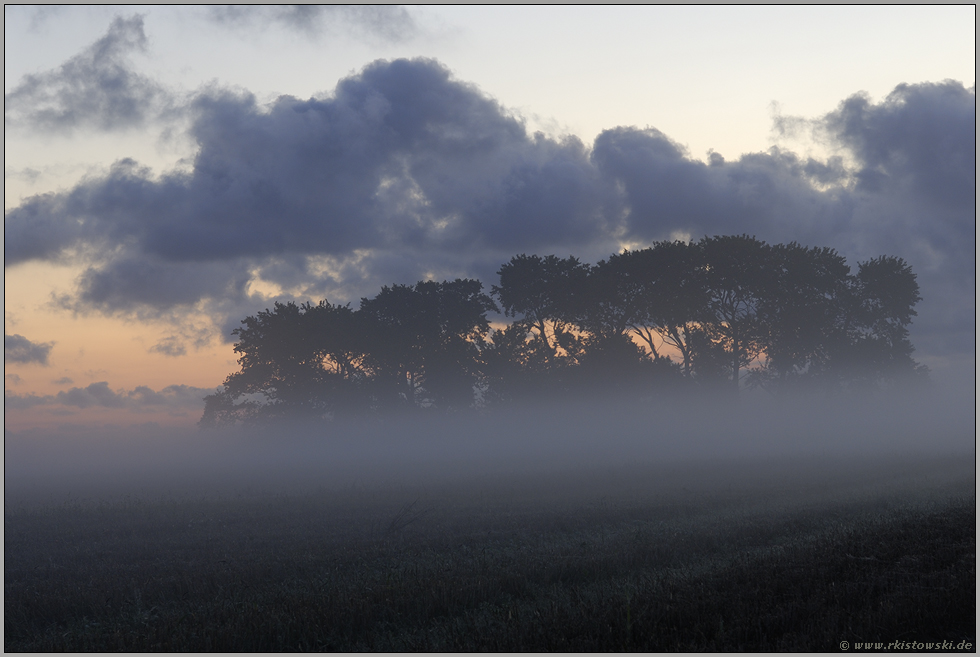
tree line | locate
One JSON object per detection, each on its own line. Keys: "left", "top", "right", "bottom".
{"left": 200, "top": 235, "right": 926, "bottom": 425}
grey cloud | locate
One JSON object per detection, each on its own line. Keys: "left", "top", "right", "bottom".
{"left": 4, "top": 382, "right": 214, "bottom": 410}
{"left": 128, "top": 384, "right": 209, "bottom": 406}
{"left": 338, "top": 6, "right": 419, "bottom": 42}
{"left": 764, "top": 81, "right": 975, "bottom": 264}
{"left": 71, "top": 254, "right": 252, "bottom": 314}
{"left": 824, "top": 82, "right": 975, "bottom": 359}
{"left": 591, "top": 127, "right": 856, "bottom": 248}
{"left": 207, "top": 5, "right": 418, "bottom": 42}
{"left": 3, "top": 61, "right": 974, "bottom": 362}
{"left": 3, "top": 189, "right": 88, "bottom": 263}
{"left": 149, "top": 336, "right": 187, "bottom": 357}
{"left": 6, "top": 59, "right": 611, "bottom": 311}
{"left": 26, "top": 6, "right": 69, "bottom": 32}
{"left": 4, "top": 392, "right": 53, "bottom": 410}
{"left": 802, "top": 156, "right": 848, "bottom": 186}
{"left": 590, "top": 82, "right": 975, "bottom": 358}
{"left": 5, "top": 167, "right": 43, "bottom": 185}
{"left": 823, "top": 81, "right": 975, "bottom": 211}
{"left": 53, "top": 377, "right": 74, "bottom": 385}
{"left": 57, "top": 381, "right": 126, "bottom": 408}
{"left": 5, "top": 333, "right": 54, "bottom": 365}
{"left": 4, "top": 15, "right": 172, "bottom": 133}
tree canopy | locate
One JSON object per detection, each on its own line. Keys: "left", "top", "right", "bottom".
{"left": 201, "top": 235, "right": 927, "bottom": 426}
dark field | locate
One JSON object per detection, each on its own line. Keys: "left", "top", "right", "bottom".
{"left": 4, "top": 452, "right": 975, "bottom": 652}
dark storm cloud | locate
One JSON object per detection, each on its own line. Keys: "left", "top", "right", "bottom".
{"left": 206, "top": 5, "right": 418, "bottom": 42}
{"left": 3, "top": 53, "right": 974, "bottom": 360}
{"left": 4, "top": 382, "right": 214, "bottom": 410}
{"left": 4, "top": 15, "right": 173, "bottom": 133}
{"left": 5, "top": 334, "right": 54, "bottom": 365}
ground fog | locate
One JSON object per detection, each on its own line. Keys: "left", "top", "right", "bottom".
{"left": 5, "top": 384, "right": 973, "bottom": 505}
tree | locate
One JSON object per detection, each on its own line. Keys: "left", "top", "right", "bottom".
{"left": 752, "top": 243, "right": 850, "bottom": 392}
{"left": 200, "top": 300, "right": 365, "bottom": 426}
{"left": 492, "top": 254, "right": 590, "bottom": 361}
{"left": 696, "top": 235, "right": 771, "bottom": 392}
{"left": 201, "top": 237, "right": 929, "bottom": 426}
{"left": 479, "top": 322, "right": 563, "bottom": 405}
{"left": 573, "top": 331, "right": 682, "bottom": 396}
{"left": 592, "top": 241, "right": 708, "bottom": 378}
{"left": 358, "top": 279, "right": 497, "bottom": 411}
{"left": 831, "top": 255, "right": 928, "bottom": 389}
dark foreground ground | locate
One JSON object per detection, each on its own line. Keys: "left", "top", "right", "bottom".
{"left": 5, "top": 453, "right": 975, "bottom": 652}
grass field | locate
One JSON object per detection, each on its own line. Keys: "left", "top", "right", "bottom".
{"left": 5, "top": 452, "right": 975, "bottom": 652}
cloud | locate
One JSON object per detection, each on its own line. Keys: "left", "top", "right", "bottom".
{"left": 5, "top": 334, "right": 54, "bottom": 365}
{"left": 819, "top": 82, "right": 975, "bottom": 358}
{"left": 131, "top": 383, "right": 214, "bottom": 405}
{"left": 4, "top": 382, "right": 214, "bottom": 410}
{"left": 824, "top": 81, "right": 975, "bottom": 208}
{"left": 56, "top": 381, "right": 127, "bottom": 408}
{"left": 206, "top": 5, "right": 419, "bottom": 42}
{"left": 3, "top": 393, "right": 52, "bottom": 410}
{"left": 149, "top": 336, "right": 186, "bottom": 357}
{"left": 4, "top": 15, "right": 173, "bottom": 133}
{"left": 589, "top": 82, "right": 975, "bottom": 358}
{"left": 6, "top": 59, "right": 612, "bottom": 311}
{"left": 3, "top": 57, "right": 974, "bottom": 361}
{"left": 25, "top": 6, "right": 70, "bottom": 32}
{"left": 591, "top": 129, "right": 862, "bottom": 251}
{"left": 70, "top": 253, "right": 253, "bottom": 314}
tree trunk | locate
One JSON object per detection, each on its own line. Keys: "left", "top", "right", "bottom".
{"left": 731, "top": 328, "right": 740, "bottom": 393}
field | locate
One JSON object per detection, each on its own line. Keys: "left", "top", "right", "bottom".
{"left": 4, "top": 452, "right": 975, "bottom": 652}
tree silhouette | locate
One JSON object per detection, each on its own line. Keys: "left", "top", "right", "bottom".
{"left": 751, "top": 243, "right": 850, "bottom": 392}
{"left": 200, "top": 301, "right": 364, "bottom": 426}
{"left": 479, "top": 321, "right": 563, "bottom": 404}
{"left": 581, "top": 241, "right": 708, "bottom": 378}
{"left": 832, "top": 255, "right": 928, "bottom": 389}
{"left": 201, "top": 237, "right": 927, "bottom": 426}
{"left": 358, "top": 279, "right": 497, "bottom": 412}
{"left": 493, "top": 254, "right": 589, "bottom": 361}
{"left": 696, "top": 235, "right": 771, "bottom": 392}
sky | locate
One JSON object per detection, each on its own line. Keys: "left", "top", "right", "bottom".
{"left": 4, "top": 5, "right": 976, "bottom": 432}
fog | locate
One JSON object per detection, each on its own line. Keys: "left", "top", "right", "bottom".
{"left": 5, "top": 380, "right": 973, "bottom": 507}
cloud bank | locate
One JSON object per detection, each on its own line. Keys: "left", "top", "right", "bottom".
{"left": 4, "top": 38, "right": 975, "bottom": 364}
{"left": 4, "top": 381, "right": 214, "bottom": 411}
